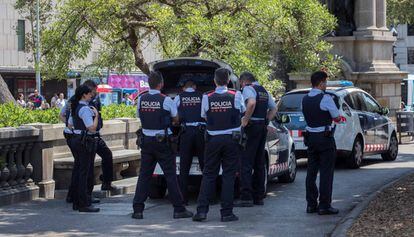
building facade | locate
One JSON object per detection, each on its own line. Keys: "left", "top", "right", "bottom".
{"left": 395, "top": 24, "right": 414, "bottom": 107}
{"left": 0, "top": 0, "right": 160, "bottom": 102}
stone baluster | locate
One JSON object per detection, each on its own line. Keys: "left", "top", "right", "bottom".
{"left": 7, "top": 144, "right": 18, "bottom": 187}
{"left": 0, "top": 145, "right": 10, "bottom": 189}
{"left": 15, "top": 143, "right": 26, "bottom": 185}
{"left": 23, "top": 142, "right": 34, "bottom": 183}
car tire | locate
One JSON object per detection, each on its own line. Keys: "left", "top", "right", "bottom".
{"left": 278, "top": 148, "right": 297, "bottom": 183}
{"left": 381, "top": 134, "right": 398, "bottom": 161}
{"left": 346, "top": 137, "right": 363, "bottom": 169}
{"left": 149, "top": 177, "right": 167, "bottom": 199}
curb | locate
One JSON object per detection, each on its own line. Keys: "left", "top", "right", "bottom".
{"left": 330, "top": 170, "right": 414, "bottom": 237}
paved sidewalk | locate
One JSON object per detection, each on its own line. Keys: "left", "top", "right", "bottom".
{"left": 0, "top": 144, "right": 413, "bottom": 237}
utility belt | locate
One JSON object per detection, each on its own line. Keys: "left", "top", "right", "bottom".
{"left": 204, "top": 130, "right": 247, "bottom": 150}
{"left": 63, "top": 132, "right": 74, "bottom": 140}
{"left": 303, "top": 126, "right": 335, "bottom": 146}
{"left": 135, "top": 128, "right": 177, "bottom": 152}
{"left": 72, "top": 132, "right": 99, "bottom": 153}
{"left": 180, "top": 124, "right": 206, "bottom": 134}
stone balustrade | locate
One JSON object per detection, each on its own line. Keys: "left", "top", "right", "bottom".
{"left": 0, "top": 118, "right": 141, "bottom": 206}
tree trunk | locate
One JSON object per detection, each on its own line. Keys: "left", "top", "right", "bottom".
{"left": 0, "top": 74, "right": 16, "bottom": 104}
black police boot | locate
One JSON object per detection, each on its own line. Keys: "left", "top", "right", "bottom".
{"left": 253, "top": 199, "right": 264, "bottom": 206}
{"left": 306, "top": 205, "right": 319, "bottom": 214}
{"left": 173, "top": 209, "right": 194, "bottom": 219}
{"left": 318, "top": 207, "right": 339, "bottom": 215}
{"left": 233, "top": 199, "right": 254, "bottom": 207}
{"left": 66, "top": 196, "right": 73, "bottom": 203}
{"left": 192, "top": 213, "right": 207, "bottom": 222}
{"left": 221, "top": 214, "right": 239, "bottom": 222}
{"left": 132, "top": 212, "right": 143, "bottom": 219}
{"left": 72, "top": 204, "right": 79, "bottom": 211}
{"left": 91, "top": 197, "right": 100, "bottom": 204}
{"left": 101, "top": 182, "right": 116, "bottom": 191}
{"left": 78, "top": 206, "right": 100, "bottom": 212}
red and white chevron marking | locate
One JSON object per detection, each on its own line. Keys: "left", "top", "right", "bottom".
{"left": 289, "top": 130, "right": 304, "bottom": 141}
{"left": 364, "top": 144, "right": 387, "bottom": 152}
{"left": 268, "top": 162, "right": 289, "bottom": 175}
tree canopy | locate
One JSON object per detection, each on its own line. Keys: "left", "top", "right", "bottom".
{"left": 15, "top": 0, "right": 337, "bottom": 93}
{"left": 388, "top": 0, "right": 414, "bottom": 26}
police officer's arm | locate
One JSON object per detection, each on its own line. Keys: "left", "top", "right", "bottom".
{"left": 267, "top": 93, "right": 277, "bottom": 121}
{"left": 165, "top": 97, "right": 179, "bottom": 126}
{"left": 241, "top": 86, "right": 255, "bottom": 127}
{"left": 201, "top": 94, "right": 208, "bottom": 120}
{"left": 172, "top": 95, "right": 181, "bottom": 125}
{"left": 321, "top": 95, "right": 343, "bottom": 122}
{"left": 79, "top": 106, "right": 99, "bottom": 132}
{"left": 243, "top": 98, "right": 256, "bottom": 120}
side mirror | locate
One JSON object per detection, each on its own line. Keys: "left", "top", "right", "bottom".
{"left": 276, "top": 114, "right": 290, "bottom": 124}
{"left": 380, "top": 107, "right": 390, "bottom": 115}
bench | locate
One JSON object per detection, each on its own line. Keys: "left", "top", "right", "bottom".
{"left": 53, "top": 148, "right": 140, "bottom": 189}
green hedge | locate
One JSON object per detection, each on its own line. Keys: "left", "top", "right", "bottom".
{"left": 0, "top": 103, "right": 136, "bottom": 128}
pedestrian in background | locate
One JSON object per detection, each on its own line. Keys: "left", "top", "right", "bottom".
{"left": 193, "top": 68, "right": 245, "bottom": 222}
{"left": 16, "top": 93, "right": 26, "bottom": 108}
{"left": 56, "top": 93, "right": 67, "bottom": 109}
{"left": 51, "top": 93, "right": 58, "bottom": 108}
{"left": 30, "top": 89, "right": 44, "bottom": 109}
{"left": 302, "top": 71, "right": 344, "bottom": 215}
{"left": 235, "top": 72, "right": 277, "bottom": 207}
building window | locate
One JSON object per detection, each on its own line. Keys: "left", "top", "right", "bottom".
{"left": 408, "top": 48, "right": 414, "bottom": 65}
{"left": 17, "top": 20, "right": 25, "bottom": 51}
{"left": 408, "top": 24, "right": 414, "bottom": 36}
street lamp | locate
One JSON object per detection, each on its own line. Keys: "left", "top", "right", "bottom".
{"left": 35, "top": 0, "right": 41, "bottom": 95}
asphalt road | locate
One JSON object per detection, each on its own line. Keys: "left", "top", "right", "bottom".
{"left": 0, "top": 144, "right": 413, "bottom": 237}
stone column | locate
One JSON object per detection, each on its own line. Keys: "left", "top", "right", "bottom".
{"left": 376, "top": 0, "right": 387, "bottom": 30}
{"left": 356, "top": 0, "right": 377, "bottom": 31}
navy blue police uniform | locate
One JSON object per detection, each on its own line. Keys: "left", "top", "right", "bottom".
{"left": 90, "top": 97, "right": 114, "bottom": 189}
{"left": 239, "top": 82, "right": 275, "bottom": 204}
{"left": 71, "top": 101, "right": 98, "bottom": 210}
{"left": 174, "top": 87, "right": 205, "bottom": 204}
{"left": 302, "top": 88, "right": 340, "bottom": 212}
{"left": 132, "top": 90, "right": 187, "bottom": 215}
{"left": 195, "top": 86, "right": 245, "bottom": 220}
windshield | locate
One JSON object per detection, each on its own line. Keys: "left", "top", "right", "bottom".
{"left": 277, "top": 93, "right": 307, "bottom": 112}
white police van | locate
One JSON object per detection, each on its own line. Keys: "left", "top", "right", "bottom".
{"left": 145, "top": 58, "right": 296, "bottom": 198}
{"left": 277, "top": 81, "right": 398, "bottom": 169}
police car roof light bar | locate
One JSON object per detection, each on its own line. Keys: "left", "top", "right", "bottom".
{"left": 326, "top": 80, "right": 354, "bottom": 87}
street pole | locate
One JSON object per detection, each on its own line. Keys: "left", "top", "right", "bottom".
{"left": 35, "top": 0, "right": 41, "bottom": 95}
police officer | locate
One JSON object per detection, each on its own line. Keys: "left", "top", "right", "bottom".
{"left": 235, "top": 72, "right": 277, "bottom": 207}
{"left": 302, "top": 71, "right": 344, "bottom": 215}
{"left": 132, "top": 71, "right": 193, "bottom": 220}
{"left": 173, "top": 78, "right": 205, "bottom": 205}
{"left": 83, "top": 80, "right": 115, "bottom": 192}
{"left": 192, "top": 68, "right": 246, "bottom": 222}
{"left": 70, "top": 85, "right": 100, "bottom": 212}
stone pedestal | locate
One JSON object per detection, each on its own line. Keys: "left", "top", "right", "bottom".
{"left": 291, "top": 0, "right": 408, "bottom": 116}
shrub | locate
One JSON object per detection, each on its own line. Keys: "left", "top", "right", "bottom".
{"left": 0, "top": 103, "right": 136, "bottom": 128}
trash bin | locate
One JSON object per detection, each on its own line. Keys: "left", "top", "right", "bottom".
{"left": 396, "top": 111, "right": 414, "bottom": 143}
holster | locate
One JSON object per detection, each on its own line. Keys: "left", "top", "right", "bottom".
{"left": 135, "top": 128, "right": 143, "bottom": 148}
{"left": 232, "top": 131, "right": 247, "bottom": 150}
{"left": 303, "top": 131, "right": 309, "bottom": 146}
{"left": 80, "top": 133, "right": 97, "bottom": 153}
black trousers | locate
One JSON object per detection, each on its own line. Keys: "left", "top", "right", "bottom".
{"left": 65, "top": 133, "right": 76, "bottom": 201}
{"left": 133, "top": 136, "right": 185, "bottom": 213}
{"left": 179, "top": 126, "right": 205, "bottom": 203}
{"left": 197, "top": 135, "right": 240, "bottom": 217}
{"left": 96, "top": 136, "right": 113, "bottom": 183}
{"left": 240, "top": 122, "right": 267, "bottom": 201}
{"left": 71, "top": 136, "right": 97, "bottom": 208}
{"left": 306, "top": 132, "right": 336, "bottom": 209}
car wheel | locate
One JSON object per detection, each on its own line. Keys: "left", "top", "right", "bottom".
{"left": 278, "top": 148, "right": 297, "bottom": 183}
{"left": 347, "top": 137, "right": 363, "bottom": 169}
{"left": 149, "top": 177, "right": 167, "bottom": 199}
{"left": 381, "top": 134, "right": 398, "bottom": 161}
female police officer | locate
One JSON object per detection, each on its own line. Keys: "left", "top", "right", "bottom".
{"left": 70, "top": 85, "right": 100, "bottom": 212}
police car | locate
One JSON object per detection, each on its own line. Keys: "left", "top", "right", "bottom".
{"left": 277, "top": 81, "right": 398, "bottom": 169}
{"left": 145, "top": 57, "right": 297, "bottom": 198}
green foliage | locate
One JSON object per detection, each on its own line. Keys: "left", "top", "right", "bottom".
{"left": 0, "top": 103, "right": 136, "bottom": 128}
{"left": 100, "top": 104, "right": 136, "bottom": 120}
{"left": 388, "top": 0, "right": 414, "bottom": 25}
{"left": 19, "top": 0, "right": 339, "bottom": 93}
{"left": 0, "top": 103, "right": 60, "bottom": 127}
